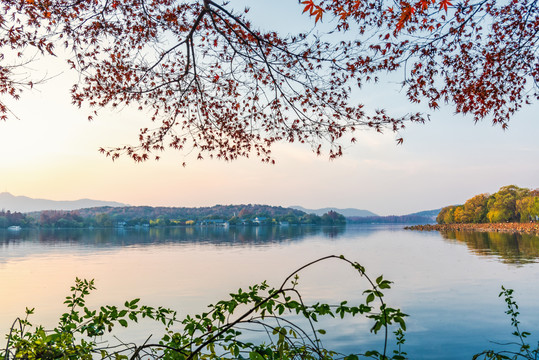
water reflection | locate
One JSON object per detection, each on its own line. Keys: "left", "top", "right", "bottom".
{"left": 440, "top": 230, "right": 539, "bottom": 264}
{"left": 4, "top": 227, "right": 539, "bottom": 265}
{"left": 0, "top": 225, "right": 347, "bottom": 249}
{"left": 2, "top": 225, "right": 539, "bottom": 360}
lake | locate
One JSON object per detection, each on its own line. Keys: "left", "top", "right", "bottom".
{"left": 1, "top": 225, "right": 539, "bottom": 359}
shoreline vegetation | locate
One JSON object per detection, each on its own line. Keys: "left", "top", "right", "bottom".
{"left": 405, "top": 222, "right": 539, "bottom": 235}
{"left": 408, "top": 184, "right": 539, "bottom": 235}
{"left": 436, "top": 185, "right": 539, "bottom": 225}
{"left": 0, "top": 205, "right": 347, "bottom": 229}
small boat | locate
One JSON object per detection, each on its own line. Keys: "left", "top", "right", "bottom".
{"left": 7, "top": 225, "right": 21, "bottom": 231}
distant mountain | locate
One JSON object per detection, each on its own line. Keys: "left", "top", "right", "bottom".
{"left": 406, "top": 208, "right": 442, "bottom": 220}
{"left": 290, "top": 206, "right": 378, "bottom": 217}
{"left": 346, "top": 209, "right": 441, "bottom": 225}
{"left": 0, "top": 192, "right": 127, "bottom": 213}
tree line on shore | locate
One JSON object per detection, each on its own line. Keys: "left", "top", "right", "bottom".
{"left": 0, "top": 205, "right": 346, "bottom": 229}
{"left": 437, "top": 185, "right": 539, "bottom": 224}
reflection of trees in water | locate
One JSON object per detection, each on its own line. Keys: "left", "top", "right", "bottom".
{"left": 321, "top": 226, "right": 346, "bottom": 238}
{"left": 440, "top": 231, "right": 539, "bottom": 264}
{"left": 0, "top": 225, "right": 347, "bottom": 248}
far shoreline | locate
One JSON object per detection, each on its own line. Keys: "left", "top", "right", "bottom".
{"left": 405, "top": 222, "right": 539, "bottom": 235}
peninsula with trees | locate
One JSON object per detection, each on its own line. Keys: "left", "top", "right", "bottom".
{"left": 407, "top": 185, "right": 539, "bottom": 235}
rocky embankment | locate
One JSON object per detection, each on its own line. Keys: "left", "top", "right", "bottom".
{"left": 405, "top": 222, "right": 539, "bottom": 235}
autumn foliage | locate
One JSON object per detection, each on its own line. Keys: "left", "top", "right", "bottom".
{"left": 301, "top": 0, "right": 539, "bottom": 128}
{"left": 437, "top": 185, "right": 539, "bottom": 224}
{"left": 1, "top": 0, "right": 537, "bottom": 162}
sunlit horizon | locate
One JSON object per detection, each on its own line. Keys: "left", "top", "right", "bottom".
{"left": 0, "top": 1, "right": 537, "bottom": 216}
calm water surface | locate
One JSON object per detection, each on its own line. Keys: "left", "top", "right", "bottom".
{"left": 1, "top": 225, "right": 539, "bottom": 359}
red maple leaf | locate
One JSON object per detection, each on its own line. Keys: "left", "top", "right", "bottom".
{"left": 439, "top": 0, "right": 452, "bottom": 12}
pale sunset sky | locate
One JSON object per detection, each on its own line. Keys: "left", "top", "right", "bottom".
{"left": 1, "top": 1, "right": 538, "bottom": 215}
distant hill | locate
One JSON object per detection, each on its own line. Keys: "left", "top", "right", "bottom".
{"left": 406, "top": 208, "right": 442, "bottom": 220}
{"left": 347, "top": 208, "right": 441, "bottom": 224}
{"left": 290, "top": 206, "right": 378, "bottom": 217}
{"left": 0, "top": 192, "right": 127, "bottom": 213}
{"left": 75, "top": 204, "right": 305, "bottom": 221}
{"left": 2, "top": 203, "right": 340, "bottom": 228}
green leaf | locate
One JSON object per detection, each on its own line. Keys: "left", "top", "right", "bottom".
{"left": 379, "top": 280, "right": 392, "bottom": 289}
{"left": 396, "top": 317, "right": 406, "bottom": 331}
{"left": 249, "top": 351, "right": 264, "bottom": 360}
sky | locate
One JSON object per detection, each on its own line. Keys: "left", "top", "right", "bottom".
{"left": 1, "top": 2, "right": 538, "bottom": 216}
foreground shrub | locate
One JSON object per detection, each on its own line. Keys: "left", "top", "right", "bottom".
{"left": 1, "top": 255, "right": 407, "bottom": 360}
{"left": 474, "top": 287, "right": 539, "bottom": 360}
